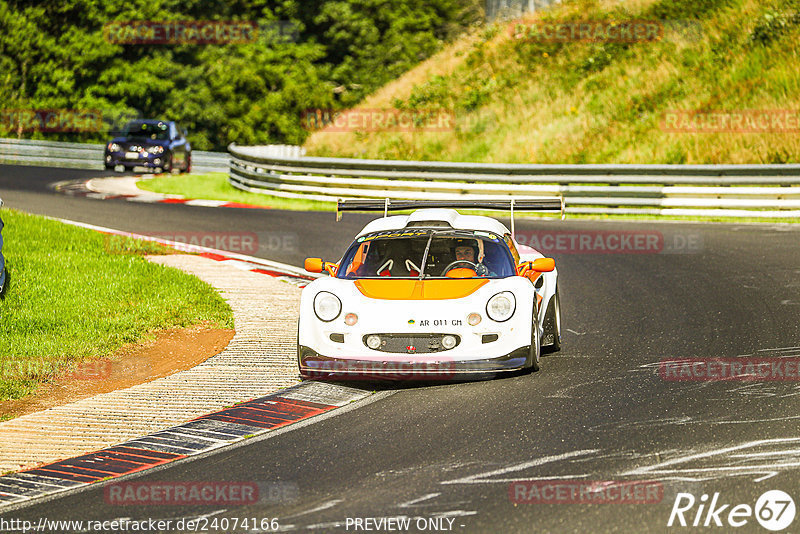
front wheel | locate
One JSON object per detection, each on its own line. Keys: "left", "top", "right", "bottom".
{"left": 542, "top": 287, "right": 562, "bottom": 353}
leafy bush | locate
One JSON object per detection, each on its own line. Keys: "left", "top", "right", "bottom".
{"left": 750, "top": 10, "right": 800, "bottom": 44}
{"left": 401, "top": 75, "right": 455, "bottom": 110}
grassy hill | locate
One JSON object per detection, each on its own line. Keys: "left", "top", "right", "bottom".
{"left": 304, "top": 0, "right": 800, "bottom": 164}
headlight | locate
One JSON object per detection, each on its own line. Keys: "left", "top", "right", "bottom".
{"left": 108, "top": 143, "right": 121, "bottom": 152}
{"left": 313, "top": 292, "right": 341, "bottom": 322}
{"left": 366, "top": 335, "right": 381, "bottom": 349}
{"left": 146, "top": 145, "right": 165, "bottom": 154}
{"left": 442, "top": 335, "right": 457, "bottom": 349}
{"left": 486, "top": 292, "right": 515, "bottom": 322}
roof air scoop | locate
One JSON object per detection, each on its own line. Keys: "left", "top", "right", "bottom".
{"left": 405, "top": 221, "right": 452, "bottom": 228}
{"left": 406, "top": 208, "right": 459, "bottom": 228}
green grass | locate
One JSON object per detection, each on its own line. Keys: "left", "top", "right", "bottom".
{"left": 137, "top": 172, "right": 800, "bottom": 224}
{"left": 0, "top": 209, "right": 234, "bottom": 402}
{"left": 137, "top": 173, "right": 334, "bottom": 212}
{"left": 304, "top": 0, "right": 800, "bottom": 164}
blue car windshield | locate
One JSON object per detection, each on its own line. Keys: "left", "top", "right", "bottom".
{"left": 337, "top": 229, "right": 516, "bottom": 279}
{"left": 123, "top": 121, "right": 170, "bottom": 141}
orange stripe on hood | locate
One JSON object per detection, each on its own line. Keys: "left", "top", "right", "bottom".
{"left": 354, "top": 279, "right": 489, "bottom": 300}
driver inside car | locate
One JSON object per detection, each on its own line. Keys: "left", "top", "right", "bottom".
{"left": 452, "top": 238, "right": 492, "bottom": 277}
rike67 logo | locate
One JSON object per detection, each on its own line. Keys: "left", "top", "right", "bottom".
{"left": 668, "top": 490, "right": 796, "bottom": 531}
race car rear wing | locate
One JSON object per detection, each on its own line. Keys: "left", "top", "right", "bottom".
{"left": 336, "top": 197, "right": 565, "bottom": 236}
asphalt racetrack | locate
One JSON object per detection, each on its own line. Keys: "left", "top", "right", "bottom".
{"left": 2, "top": 164, "right": 800, "bottom": 533}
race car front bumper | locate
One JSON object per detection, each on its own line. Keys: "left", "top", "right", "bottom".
{"left": 105, "top": 152, "right": 171, "bottom": 170}
{"left": 298, "top": 345, "right": 530, "bottom": 381}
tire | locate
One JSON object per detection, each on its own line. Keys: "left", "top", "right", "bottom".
{"left": 296, "top": 322, "right": 306, "bottom": 379}
{"left": 542, "top": 287, "right": 562, "bottom": 353}
{"left": 528, "top": 315, "right": 541, "bottom": 372}
{"left": 181, "top": 153, "right": 191, "bottom": 173}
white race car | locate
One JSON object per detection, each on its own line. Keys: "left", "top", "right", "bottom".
{"left": 299, "top": 199, "right": 563, "bottom": 380}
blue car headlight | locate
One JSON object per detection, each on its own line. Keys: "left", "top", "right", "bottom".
{"left": 107, "top": 143, "right": 121, "bottom": 152}
{"left": 146, "top": 145, "right": 165, "bottom": 154}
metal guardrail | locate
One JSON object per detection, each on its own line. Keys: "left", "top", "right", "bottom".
{"left": 228, "top": 143, "right": 800, "bottom": 218}
{"left": 3, "top": 138, "right": 798, "bottom": 218}
{"left": 0, "top": 138, "right": 229, "bottom": 174}
{"left": 486, "top": 0, "right": 558, "bottom": 22}
{"left": 232, "top": 144, "right": 306, "bottom": 160}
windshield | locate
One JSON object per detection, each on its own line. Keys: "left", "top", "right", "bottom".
{"left": 337, "top": 229, "right": 516, "bottom": 279}
{"left": 122, "top": 121, "right": 170, "bottom": 141}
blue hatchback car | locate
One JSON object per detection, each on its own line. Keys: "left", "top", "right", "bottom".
{"left": 104, "top": 119, "right": 191, "bottom": 173}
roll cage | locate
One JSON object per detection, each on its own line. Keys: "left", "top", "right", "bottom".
{"left": 336, "top": 229, "right": 516, "bottom": 279}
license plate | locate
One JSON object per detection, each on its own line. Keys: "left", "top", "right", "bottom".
{"left": 412, "top": 318, "right": 463, "bottom": 327}
{"left": 125, "top": 151, "right": 140, "bottom": 160}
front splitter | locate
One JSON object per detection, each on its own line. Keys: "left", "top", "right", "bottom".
{"left": 298, "top": 345, "right": 531, "bottom": 381}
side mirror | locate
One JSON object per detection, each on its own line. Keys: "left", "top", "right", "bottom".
{"left": 305, "top": 258, "right": 338, "bottom": 275}
{"left": 518, "top": 257, "right": 555, "bottom": 275}
{"left": 531, "top": 258, "right": 555, "bottom": 272}
{"left": 182, "top": 128, "right": 188, "bottom": 138}
{"left": 304, "top": 258, "right": 324, "bottom": 273}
